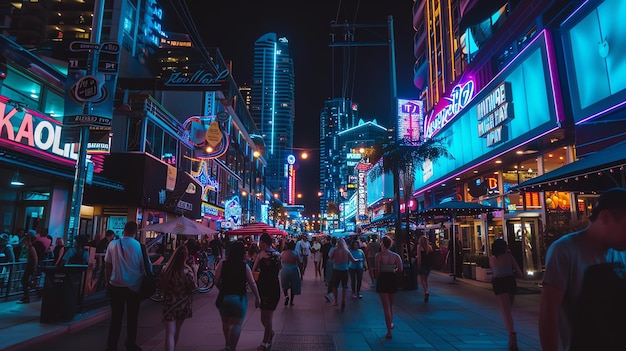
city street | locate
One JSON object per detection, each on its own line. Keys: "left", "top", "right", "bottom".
{"left": 8, "top": 263, "right": 542, "bottom": 351}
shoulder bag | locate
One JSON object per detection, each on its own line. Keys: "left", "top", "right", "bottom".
{"left": 138, "top": 243, "right": 156, "bottom": 300}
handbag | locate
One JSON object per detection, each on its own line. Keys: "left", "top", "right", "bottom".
{"left": 138, "top": 244, "right": 156, "bottom": 300}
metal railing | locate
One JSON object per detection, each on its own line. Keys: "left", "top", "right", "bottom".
{"left": 0, "top": 259, "right": 54, "bottom": 301}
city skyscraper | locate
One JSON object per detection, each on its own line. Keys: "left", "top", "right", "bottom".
{"left": 250, "top": 33, "right": 295, "bottom": 201}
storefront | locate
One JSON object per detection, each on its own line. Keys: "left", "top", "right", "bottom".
{"left": 412, "top": 29, "right": 567, "bottom": 278}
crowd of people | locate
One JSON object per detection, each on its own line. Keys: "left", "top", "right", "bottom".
{"left": 5, "top": 187, "right": 626, "bottom": 351}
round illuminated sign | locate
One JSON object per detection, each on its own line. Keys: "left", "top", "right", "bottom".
{"left": 287, "top": 155, "right": 296, "bottom": 165}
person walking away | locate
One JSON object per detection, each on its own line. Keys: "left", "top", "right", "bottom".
{"left": 209, "top": 233, "right": 224, "bottom": 268}
{"left": 97, "top": 230, "right": 115, "bottom": 254}
{"left": 489, "top": 238, "right": 523, "bottom": 350}
{"left": 416, "top": 235, "right": 434, "bottom": 302}
{"left": 375, "top": 235, "right": 403, "bottom": 339}
{"left": 215, "top": 241, "right": 260, "bottom": 351}
{"left": 448, "top": 235, "right": 463, "bottom": 278}
{"left": 280, "top": 240, "right": 301, "bottom": 306}
{"left": 323, "top": 237, "right": 337, "bottom": 303}
{"left": 252, "top": 233, "right": 281, "bottom": 350}
{"left": 348, "top": 239, "right": 366, "bottom": 298}
{"left": 539, "top": 188, "right": 626, "bottom": 351}
{"left": 296, "top": 235, "right": 311, "bottom": 279}
{"left": 104, "top": 221, "right": 149, "bottom": 351}
{"left": 17, "top": 232, "right": 37, "bottom": 303}
{"left": 366, "top": 237, "right": 380, "bottom": 287}
{"left": 160, "top": 245, "right": 196, "bottom": 351}
{"left": 311, "top": 237, "right": 322, "bottom": 277}
{"left": 329, "top": 238, "right": 361, "bottom": 310}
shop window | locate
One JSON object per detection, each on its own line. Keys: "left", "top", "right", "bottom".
{"left": 3, "top": 67, "right": 41, "bottom": 109}
{"left": 43, "top": 90, "right": 64, "bottom": 121}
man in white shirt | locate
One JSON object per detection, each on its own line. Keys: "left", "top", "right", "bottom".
{"left": 296, "top": 235, "right": 311, "bottom": 279}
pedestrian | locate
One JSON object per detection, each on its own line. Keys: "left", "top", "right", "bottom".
{"left": 295, "top": 234, "right": 311, "bottom": 279}
{"left": 329, "top": 238, "right": 361, "bottom": 310}
{"left": 348, "top": 239, "right": 366, "bottom": 298}
{"left": 311, "top": 236, "right": 322, "bottom": 277}
{"left": 280, "top": 240, "right": 301, "bottom": 306}
{"left": 214, "top": 240, "right": 260, "bottom": 351}
{"left": 17, "top": 232, "right": 37, "bottom": 304}
{"left": 104, "top": 221, "right": 149, "bottom": 351}
{"left": 0, "top": 233, "right": 16, "bottom": 263}
{"left": 416, "top": 235, "right": 434, "bottom": 302}
{"left": 539, "top": 188, "right": 626, "bottom": 351}
{"left": 375, "top": 235, "right": 403, "bottom": 339}
{"left": 160, "top": 245, "right": 196, "bottom": 351}
{"left": 366, "top": 236, "right": 380, "bottom": 287}
{"left": 252, "top": 233, "right": 281, "bottom": 350}
{"left": 208, "top": 233, "right": 224, "bottom": 267}
{"left": 61, "top": 234, "right": 90, "bottom": 265}
{"left": 52, "top": 237, "right": 65, "bottom": 266}
{"left": 323, "top": 237, "right": 337, "bottom": 303}
{"left": 97, "top": 230, "right": 115, "bottom": 254}
{"left": 489, "top": 238, "right": 523, "bottom": 350}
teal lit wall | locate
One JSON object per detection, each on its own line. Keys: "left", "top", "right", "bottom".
{"left": 414, "top": 31, "right": 560, "bottom": 191}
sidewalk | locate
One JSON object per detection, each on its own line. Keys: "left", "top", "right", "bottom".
{"left": 1, "top": 264, "right": 543, "bottom": 351}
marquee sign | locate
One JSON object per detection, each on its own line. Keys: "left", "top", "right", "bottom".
{"left": 423, "top": 79, "right": 475, "bottom": 138}
{"left": 477, "top": 82, "right": 514, "bottom": 147}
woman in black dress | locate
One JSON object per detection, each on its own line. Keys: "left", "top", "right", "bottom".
{"left": 375, "top": 236, "right": 403, "bottom": 339}
{"left": 252, "top": 233, "right": 281, "bottom": 350}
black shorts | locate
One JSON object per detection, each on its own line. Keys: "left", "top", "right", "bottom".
{"left": 492, "top": 276, "right": 517, "bottom": 295}
{"left": 331, "top": 269, "right": 349, "bottom": 288}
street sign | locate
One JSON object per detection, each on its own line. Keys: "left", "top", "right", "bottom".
{"left": 99, "top": 41, "right": 120, "bottom": 53}
{"left": 73, "top": 75, "right": 100, "bottom": 102}
{"left": 70, "top": 41, "right": 100, "bottom": 51}
{"left": 97, "top": 41, "right": 120, "bottom": 73}
{"left": 97, "top": 60, "right": 118, "bottom": 72}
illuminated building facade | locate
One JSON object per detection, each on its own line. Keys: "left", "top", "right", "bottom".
{"left": 250, "top": 33, "right": 295, "bottom": 201}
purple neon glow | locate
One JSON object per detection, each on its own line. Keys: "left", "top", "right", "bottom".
{"left": 560, "top": 0, "right": 590, "bottom": 26}
{"left": 576, "top": 99, "right": 626, "bottom": 125}
{"left": 413, "top": 126, "right": 560, "bottom": 198}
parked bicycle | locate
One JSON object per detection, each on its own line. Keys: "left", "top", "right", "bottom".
{"left": 196, "top": 250, "right": 215, "bottom": 293}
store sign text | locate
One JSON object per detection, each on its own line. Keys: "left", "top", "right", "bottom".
{"left": 477, "top": 82, "right": 513, "bottom": 147}
{"left": 424, "top": 80, "right": 475, "bottom": 138}
{"left": 0, "top": 101, "right": 78, "bottom": 161}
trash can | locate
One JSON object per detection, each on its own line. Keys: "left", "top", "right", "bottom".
{"left": 40, "top": 265, "right": 86, "bottom": 323}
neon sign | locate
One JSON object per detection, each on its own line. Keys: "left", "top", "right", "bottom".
{"left": 0, "top": 98, "right": 78, "bottom": 163}
{"left": 477, "top": 82, "right": 514, "bottom": 147}
{"left": 423, "top": 79, "right": 475, "bottom": 138}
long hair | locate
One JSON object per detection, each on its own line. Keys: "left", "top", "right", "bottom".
{"left": 160, "top": 245, "right": 193, "bottom": 294}
{"left": 228, "top": 240, "right": 245, "bottom": 263}
{"left": 418, "top": 235, "right": 433, "bottom": 254}
{"left": 337, "top": 238, "right": 349, "bottom": 252}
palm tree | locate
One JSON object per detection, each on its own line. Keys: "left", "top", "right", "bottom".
{"left": 378, "top": 137, "right": 452, "bottom": 256}
{"left": 268, "top": 199, "right": 285, "bottom": 227}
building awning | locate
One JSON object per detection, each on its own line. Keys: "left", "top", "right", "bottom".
{"left": 513, "top": 141, "right": 626, "bottom": 192}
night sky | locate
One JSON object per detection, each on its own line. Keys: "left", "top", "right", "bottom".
{"left": 163, "top": 0, "right": 417, "bottom": 216}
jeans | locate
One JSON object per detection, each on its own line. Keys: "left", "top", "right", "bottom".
{"left": 349, "top": 268, "right": 364, "bottom": 294}
{"left": 107, "top": 285, "right": 141, "bottom": 350}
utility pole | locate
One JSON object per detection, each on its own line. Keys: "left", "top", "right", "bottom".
{"left": 329, "top": 16, "right": 399, "bottom": 240}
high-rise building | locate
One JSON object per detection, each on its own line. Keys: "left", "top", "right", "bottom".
{"left": 250, "top": 33, "right": 295, "bottom": 201}
{"left": 318, "top": 98, "right": 359, "bottom": 217}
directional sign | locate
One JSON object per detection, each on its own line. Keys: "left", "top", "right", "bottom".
{"left": 99, "top": 41, "right": 120, "bottom": 53}
{"left": 73, "top": 75, "right": 100, "bottom": 102}
{"left": 70, "top": 41, "right": 100, "bottom": 51}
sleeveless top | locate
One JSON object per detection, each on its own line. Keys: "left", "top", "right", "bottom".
{"left": 420, "top": 249, "right": 432, "bottom": 267}
{"left": 220, "top": 260, "right": 247, "bottom": 295}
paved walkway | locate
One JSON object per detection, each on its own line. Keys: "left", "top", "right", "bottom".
{"left": 0, "top": 263, "right": 543, "bottom": 351}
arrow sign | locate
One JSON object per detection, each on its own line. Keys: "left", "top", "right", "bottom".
{"left": 70, "top": 41, "right": 100, "bottom": 51}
